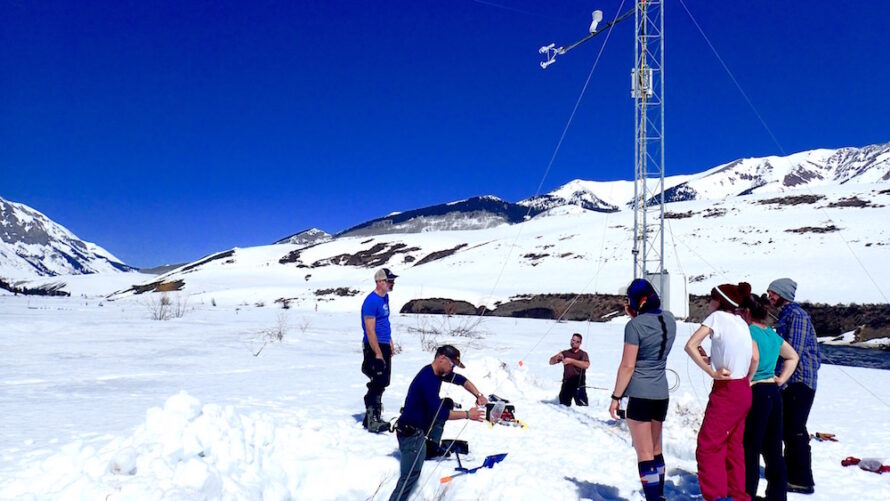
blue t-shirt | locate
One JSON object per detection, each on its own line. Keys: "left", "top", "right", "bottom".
{"left": 750, "top": 324, "right": 783, "bottom": 382}
{"left": 399, "top": 364, "right": 468, "bottom": 430}
{"left": 361, "top": 291, "right": 391, "bottom": 343}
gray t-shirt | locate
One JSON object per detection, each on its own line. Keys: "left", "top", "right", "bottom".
{"left": 623, "top": 311, "right": 677, "bottom": 399}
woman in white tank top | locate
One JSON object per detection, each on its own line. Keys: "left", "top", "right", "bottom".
{"left": 685, "top": 282, "right": 759, "bottom": 501}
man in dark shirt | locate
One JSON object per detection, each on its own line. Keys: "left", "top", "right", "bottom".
{"left": 390, "top": 345, "right": 488, "bottom": 501}
{"left": 550, "top": 333, "right": 591, "bottom": 406}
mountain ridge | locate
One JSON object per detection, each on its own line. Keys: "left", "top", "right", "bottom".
{"left": 0, "top": 196, "right": 134, "bottom": 282}
{"left": 324, "top": 142, "right": 890, "bottom": 239}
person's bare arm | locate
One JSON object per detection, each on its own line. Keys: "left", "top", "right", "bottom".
{"left": 685, "top": 325, "right": 729, "bottom": 379}
{"left": 609, "top": 343, "right": 639, "bottom": 419}
{"left": 564, "top": 357, "right": 590, "bottom": 370}
{"left": 775, "top": 341, "right": 800, "bottom": 386}
{"left": 363, "top": 316, "right": 383, "bottom": 359}
{"left": 448, "top": 407, "right": 484, "bottom": 421}
{"left": 463, "top": 380, "right": 488, "bottom": 406}
{"left": 747, "top": 341, "right": 760, "bottom": 382}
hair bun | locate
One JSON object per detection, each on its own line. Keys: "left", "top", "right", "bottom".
{"left": 739, "top": 282, "right": 752, "bottom": 297}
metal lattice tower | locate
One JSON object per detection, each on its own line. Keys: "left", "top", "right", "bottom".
{"left": 538, "top": 1, "right": 671, "bottom": 301}
{"left": 631, "top": 0, "right": 666, "bottom": 293}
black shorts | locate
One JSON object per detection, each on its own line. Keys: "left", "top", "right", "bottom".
{"left": 626, "top": 397, "right": 669, "bottom": 422}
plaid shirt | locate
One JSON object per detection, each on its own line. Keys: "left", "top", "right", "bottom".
{"left": 775, "top": 302, "right": 820, "bottom": 390}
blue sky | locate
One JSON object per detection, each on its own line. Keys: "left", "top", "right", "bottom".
{"left": 2, "top": 0, "right": 888, "bottom": 267}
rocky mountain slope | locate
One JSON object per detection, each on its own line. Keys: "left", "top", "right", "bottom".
{"left": 324, "top": 142, "right": 890, "bottom": 238}
{"left": 0, "top": 196, "right": 133, "bottom": 282}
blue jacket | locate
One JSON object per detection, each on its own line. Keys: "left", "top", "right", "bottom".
{"left": 399, "top": 365, "right": 467, "bottom": 431}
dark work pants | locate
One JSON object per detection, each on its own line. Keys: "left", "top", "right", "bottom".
{"left": 390, "top": 418, "right": 446, "bottom": 501}
{"left": 782, "top": 382, "right": 815, "bottom": 488}
{"left": 390, "top": 428, "right": 425, "bottom": 501}
{"left": 558, "top": 376, "right": 588, "bottom": 406}
{"left": 743, "top": 383, "right": 786, "bottom": 501}
{"left": 362, "top": 342, "right": 392, "bottom": 408}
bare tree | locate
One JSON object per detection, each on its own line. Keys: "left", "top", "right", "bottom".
{"left": 296, "top": 316, "right": 312, "bottom": 335}
{"left": 146, "top": 292, "right": 188, "bottom": 320}
{"left": 251, "top": 311, "right": 290, "bottom": 356}
{"left": 405, "top": 314, "right": 485, "bottom": 352}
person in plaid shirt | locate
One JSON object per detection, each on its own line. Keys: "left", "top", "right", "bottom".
{"left": 767, "top": 278, "right": 820, "bottom": 495}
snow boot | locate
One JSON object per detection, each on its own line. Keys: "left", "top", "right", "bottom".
{"left": 366, "top": 397, "right": 390, "bottom": 433}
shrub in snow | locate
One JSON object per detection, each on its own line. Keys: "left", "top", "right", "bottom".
{"left": 146, "top": 292, "right": 188, "bottom": 320}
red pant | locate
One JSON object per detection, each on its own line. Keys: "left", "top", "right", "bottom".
{"left": 697, "top": 378, "right": 753, "bottom": 501}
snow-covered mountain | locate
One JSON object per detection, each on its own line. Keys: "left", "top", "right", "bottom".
{"left": 109, "top": 180, "right": 890, "bottom": 308}
{"left": 0, "top": 196, "right": 134, "bottom": 281}
{"left": 519, "top": 176, "right": 693, "bottom": 212}
{"left": 274, "top": 228, "right": 332, "bottom": 247}
{"left": 10, "top": 142, "right": 890, "bottom": 305}
{"left": 661, "top": 142, "right": 890, "bottom": 203}
{"left": 337, "top": 196, "right": 536, "bottom": 237}
{"left": 331, "top": 142, "right": 890, "bottom": 238}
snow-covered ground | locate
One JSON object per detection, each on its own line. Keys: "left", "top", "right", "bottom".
{"left": 2, "top": 296, "right": 888, "bottom": 500}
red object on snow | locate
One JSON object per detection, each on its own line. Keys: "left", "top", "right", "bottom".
{"left": 841, "top": 456, "right": 890, "bottom": 473}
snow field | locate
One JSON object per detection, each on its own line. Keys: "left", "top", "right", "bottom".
{"left": 1, "top": 297, "right": 888, "bottom": 500}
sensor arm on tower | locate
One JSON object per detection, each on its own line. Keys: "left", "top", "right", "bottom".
{"left": 539, "top": 7, "right": 635, "bottom": 69}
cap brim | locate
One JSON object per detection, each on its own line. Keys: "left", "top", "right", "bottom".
{"left": 452, "top": 358, "right": 465, "bottom": 369}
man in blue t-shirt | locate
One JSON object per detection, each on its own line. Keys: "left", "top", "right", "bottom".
{"left": 361, "top": 268, "right": 398, "bottom": 433}
{"left": 390, "top": 345, "right": 488, "bottom": 501}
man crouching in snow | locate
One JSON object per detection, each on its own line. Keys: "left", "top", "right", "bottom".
{"left": 389, "top": 345, "right": 488, "bottom": 501}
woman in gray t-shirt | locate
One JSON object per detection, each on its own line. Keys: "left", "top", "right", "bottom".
{"left": 609, "top": 279, "right": 677, "bottom": 501}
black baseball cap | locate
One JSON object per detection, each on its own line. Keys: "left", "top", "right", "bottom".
{"left": 435, "top": 344, "right": 465, "bottom": 368}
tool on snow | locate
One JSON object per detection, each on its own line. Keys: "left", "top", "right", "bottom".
{"left": 812, "top": 432, "right": 837, "bottom": 442}
{"left": 440, "top": 453, "right": 508, "bottom": 483}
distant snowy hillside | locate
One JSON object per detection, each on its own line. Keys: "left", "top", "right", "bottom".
{"left": 274, "top": 228, "right": 332, "bottom": 247}
{"left": 0, "top": 196, "right": 134, "bottom": 281}
{"left": 661, "top": 142, "right": 890, "bottom": 203}
{"left": 111, "top": 182, "right": 890, "bottom": 309}
{"left": 326, "top": 143, "right": 890, "bottom": 238}
{"left": 338, "top": 196, "right": 536, "bottom": 237}
{"left": 519, "top": 176, "right": 692, "bottom": 212}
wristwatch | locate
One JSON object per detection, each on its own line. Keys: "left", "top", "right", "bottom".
{"left": 611, "top": 394, "right": 622, "bottom": 401}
